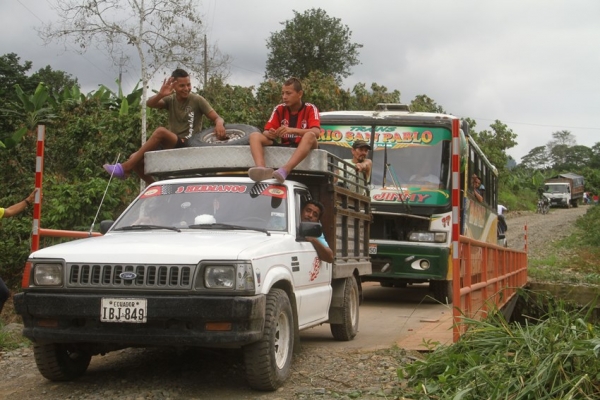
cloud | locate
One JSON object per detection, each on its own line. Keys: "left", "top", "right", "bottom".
{"left": 2, "top": 0, "right": 599, "bottom": 163}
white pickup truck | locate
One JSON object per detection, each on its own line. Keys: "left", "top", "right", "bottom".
{"left": 14, "top": 146, "right": 371, "bottom": 391}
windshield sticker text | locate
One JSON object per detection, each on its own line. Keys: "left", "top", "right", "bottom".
{"left": 319, "top": 126, "right": 436, "bottom": 147}
{"left": 175, "top": 185, "right": 247, "bottom": 193}
{"left": 373, "top": 192, "right": 431, "bottom": 203}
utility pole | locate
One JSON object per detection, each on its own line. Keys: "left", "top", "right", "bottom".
{"left": 203, "top": 35, "right": 208, "bottom": 88}
{"left": 114, "top": 53, "right": 129, "bottom": 88}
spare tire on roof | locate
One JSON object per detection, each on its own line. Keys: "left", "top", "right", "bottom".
{"left": 188, "top": 124, "right": 260, "bottom": 147}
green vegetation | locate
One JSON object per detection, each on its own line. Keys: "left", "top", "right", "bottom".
{"left": 528, "top": 206, "right": 600, "bottom": 286}
{"left": 0, "top": 321, "right": 30, "bottom": 351}
{"left": 401, "top": 293, "right": 600, "bottom": 399}
{"left": 265, "top": 8, "right": 362, "bottom": 84}
{"left": 398, "top": 207, "right": 600, "bottom": 399}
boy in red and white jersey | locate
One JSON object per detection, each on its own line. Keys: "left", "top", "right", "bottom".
{"left": 248, "top": 77, "right": 320, "bottom": 183}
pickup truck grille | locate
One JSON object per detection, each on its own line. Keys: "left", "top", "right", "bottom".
{"left": 67, "top": 264, "right": 194, "bottom": 289}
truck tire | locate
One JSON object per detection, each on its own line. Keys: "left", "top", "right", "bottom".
{"left": 330, "top": 276, "right": 359, "bottom": 341}
{"left": 243, "top": 288, "right": 294, "bottom": 391}
{"left": 430, "top": 279, "right": 453, "bottom": 304}
{"left": 187, "top": 124, "right": 259, "bottom": 146}
{"left": 571, "top": 199, "right": 579, "bottom": 208}
{"left": 33, "top": 343, "right": 91, "bottom": 381}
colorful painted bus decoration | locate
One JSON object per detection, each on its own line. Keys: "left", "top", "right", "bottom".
{"left": 319, "top": 105, "right": 500, "bottom": 303}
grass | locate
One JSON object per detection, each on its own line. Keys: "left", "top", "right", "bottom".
{"left": 0, "top": 294, "right": 30, "bottom": 351}
{"left": 396, "top": 206, "right": 600, "bottom": 399}
{"left": 400, "top": 292, "right": 600, "bottom": 399}
{"left": 0, "top": 320, "right": 30, "bottom": 351}
{"left": 528, "top": 206, "right": 600, "bottom": 286}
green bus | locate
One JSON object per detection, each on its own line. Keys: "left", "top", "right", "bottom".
{"left": 319, "top": 104, "right": 500, "bottom": 303}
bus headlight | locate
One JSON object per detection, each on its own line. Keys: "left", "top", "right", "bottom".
{"left": 408, "top": 231, "right": 447, "bottom": 243}
{"left": 33, "top": 264, "right": 63, "bottom": 286}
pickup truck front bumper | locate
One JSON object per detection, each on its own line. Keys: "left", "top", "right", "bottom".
{"left": 14, "top": 292, "right": 265, "bottom": 347}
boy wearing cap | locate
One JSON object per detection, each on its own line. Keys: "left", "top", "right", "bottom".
{"left": 337, "top": 139, "right": 372, "bottom": 195}
{"left": 247, "top": 77, "right": 321, "bottom": 183}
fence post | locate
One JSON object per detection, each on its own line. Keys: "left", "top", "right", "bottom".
{"left": 31, "top": 125, "right": 45, "bottom": 252}
{"left": 451, "top": 118, "right": 462, "bottom": 343}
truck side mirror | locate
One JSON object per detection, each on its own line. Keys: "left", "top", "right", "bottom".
{"left": 298, "top": 222, "right": 322, "bottom": 239}
{"left": 100, "top": 220, "right": 114, "bottom": 234}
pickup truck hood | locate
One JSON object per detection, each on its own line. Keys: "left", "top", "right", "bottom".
{"left": 30, "top": 231, "right": 285, "bottom": 264}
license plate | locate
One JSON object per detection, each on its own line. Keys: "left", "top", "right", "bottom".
{"left": 101, "top": 298, "right": 147, "bottom": 323}
{"left": 369, "top": 243, "right": 378, "bottom": 254}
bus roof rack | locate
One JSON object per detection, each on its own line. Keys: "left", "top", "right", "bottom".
{"left": 375, "top": 103, "right": 411, "bottom": 112}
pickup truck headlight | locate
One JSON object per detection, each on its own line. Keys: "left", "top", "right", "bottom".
{"left": 408, "top": 231, "right": 447, "bottom": 243}
{"left": 204, "top": 263, "right": 254, "bottom": 290}
{"left": 33, "top": 263, "right": 63, "bottom": 286}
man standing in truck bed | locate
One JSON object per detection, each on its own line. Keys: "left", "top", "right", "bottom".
{"left": 247, "top": 77, "right": 320, "bottom": 183}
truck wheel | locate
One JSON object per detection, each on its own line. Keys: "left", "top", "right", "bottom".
{"left": 330, "top": 276, "right": 359, "bottom": 341}
{"left": 243, "top": 288, "right": 294, "bottom": 391}
{"left": 33, "top": 343, "right": 91, "bottom": 381}
{"left": 188, "top": 124, "right": 259, "bottom": 146}
{"left": 431, "top": 279, "right": 453, "bottom": 304}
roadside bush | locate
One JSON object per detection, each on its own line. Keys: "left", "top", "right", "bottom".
{"left": 576, "top": 204, "right": 600, "bottom": 247}
{"left": 499, "top": 187, "right": 537, "bottom": 212}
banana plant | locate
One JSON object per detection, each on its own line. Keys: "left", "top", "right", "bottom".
{"left": 1, "top": 83, "right": 55, "bottom": 131}
{"left": 0, "top": 83, "right": 57, "bottom": 149}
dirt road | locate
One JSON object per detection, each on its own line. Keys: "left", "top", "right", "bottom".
{"left": 0, "top": 205, "right": 589, "bottom": 399}
{"left": 0, "top": 283, "right": 450, "bottom": 400}
{"left": 504, "top": 205, "right": 588, "bottom": 258}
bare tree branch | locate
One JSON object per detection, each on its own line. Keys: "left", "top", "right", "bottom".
{"left": 38, "top": 0, "right": 231, "bottom": 139}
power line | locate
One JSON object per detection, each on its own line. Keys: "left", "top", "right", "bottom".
{"left": 16, "top": 0, "right": 124, "bottom": 84}
{"left": 469, "top": 116, "right": 600, "bottom": 131}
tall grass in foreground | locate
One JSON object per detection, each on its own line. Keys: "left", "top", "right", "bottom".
{"left": 401, "top": 292, "right": 600, "bottom": 399}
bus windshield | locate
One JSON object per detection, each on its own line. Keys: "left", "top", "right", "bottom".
{"left": 318, "top": 124, "right": 453, "bottom": 207}
{"left": 371, "top": 141, "right": 450, "bottom": 191}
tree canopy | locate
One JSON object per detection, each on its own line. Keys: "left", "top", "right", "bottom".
{"left": 469, "top": 119, "right": 518, "bottom": 177}
{"left": 265, "top": 8, "right": 362, "bottom": 84}
{"left": 29, "top": 66, "right": 78, "bottom": 95}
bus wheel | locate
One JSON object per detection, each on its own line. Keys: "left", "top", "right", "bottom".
{"left": 431, "top": 280, "right": 453, "bottom": 304}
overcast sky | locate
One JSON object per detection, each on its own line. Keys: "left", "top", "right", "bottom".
{"left": 2, "top": 0, "right": 599, "bottom": 163}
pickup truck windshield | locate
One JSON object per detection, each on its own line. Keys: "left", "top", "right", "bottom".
{"left": 112, "top": 182, "right": 289, "bottom": 232}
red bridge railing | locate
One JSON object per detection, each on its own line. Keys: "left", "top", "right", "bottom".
{"left": 453, "top": 236, "right": 528, "bottom": 342}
